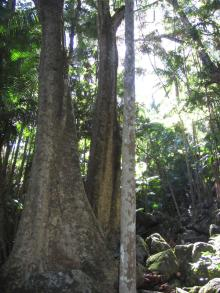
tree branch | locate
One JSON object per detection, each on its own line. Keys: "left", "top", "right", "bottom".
{"left": 166, "top": 0, "right": 220, "bottom": 84}
{"left": 112, "top": 5, "right": 125, "bottom": 32}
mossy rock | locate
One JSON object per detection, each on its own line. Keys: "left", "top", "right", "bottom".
{"left": 175, "top": 243, "right": 194, "bottom": 283}
{"left": 146, "top": 249, "right": 178, "bottom": 279}
{"left": 199, "top": 278, "right": 220, "bottom": 293}
{"left": 145, "top": 233, "right": 170, "bottom": 255}
{"left": 169, "top": 278, "right": 182, "bottom": 289}
{"left": 209, "top": 224, "right": 220, "bottom": 237}
{"left": 136, "top": 235, "right": 150, "bottom": 265}
{"left": 192, "top": 242, "right": 216, "bottom": 262}
{"left": 189, "top": 242, "right": 220, "bottom": 286}
{"left": 136, "top": 262, "right": 146, "bottom": 289}
{"left": 175, "top": 244, "right": 193, "bottom": 266}
{"left": 182, "top": 286, "right": 201, "bottom": 293}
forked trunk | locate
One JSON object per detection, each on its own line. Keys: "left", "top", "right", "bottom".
{"left": 1, "top": 1, "right": 116, "bottom": 292}
{"left": 86, "top": 0, "right": 124, "bottom": 246}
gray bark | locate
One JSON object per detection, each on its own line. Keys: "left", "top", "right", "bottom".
{"left": 0, "top": 1, "right": 116, "bottom": 292}
{"left": 119, "top": 0, "right": 136, "bottom": 292}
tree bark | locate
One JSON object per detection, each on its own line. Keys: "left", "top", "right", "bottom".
{"left": 119, "top": 0, "right": 136, "bottom": 292}
{"left": 86, "top": 0, "right": 124, "bottom": 245}
{"left": 1, "top": 1, "right": 116, "bottom": 291}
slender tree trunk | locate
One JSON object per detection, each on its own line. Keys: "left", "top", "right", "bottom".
{"left": 8, "top": 128, "right": 23, "bottom": 188}
{"left": 119, "top": 0, "right": 136, "bottom": 292}
{"left": 86, "top": 0, "right": 124, "bottom": 245}
{"left": 0, "top": 148, "right": 8, "bottom": 265}
{"left": 15, "top": 136, "right": 29, "bottom": 191}
{"left": 19, "top": 134, "right": 34, "bottom": 201}
{"left": 178, "top": 119, "right": 197, "bottom": 215}
{"left": 1, "top": 1, "right": 116, "bottom": 291}
{"left": 0, "top": 142, "right": 12, "bottom": 265}
{"left": 167, "top": 181, "right": 182, "bottom": 219}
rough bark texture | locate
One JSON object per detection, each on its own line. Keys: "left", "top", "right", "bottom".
{"left": 86, "top": 0, "right": 124, "bottom": 246}
{"left": 0, "top": 1, "right": 116, "bottom": 292}
{"left": 119, "top": 0, "right": 136, "bottom": 292}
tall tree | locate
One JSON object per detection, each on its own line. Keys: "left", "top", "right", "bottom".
{"left": 119, "top": 0, "right": 136, "bottom": 291}
{"left": 86, "top": 0, "right": 124, "bottom": 245}
{"left": 1, "top": 1, "right": 116, "bottom": 291}
{"left": 0, "top": 1, "right": 38, "bottom": 265}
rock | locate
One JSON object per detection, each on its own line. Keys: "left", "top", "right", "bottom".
{"left": 138, "top": 290, "right": 161, "bottom": 293}
{"left": 145, "top": 233, "right": 170, "bottom": 255}
{"left": 174, "top": 244, "right": 194, "bottom": 285}
{"left": 192, "top": 222, "right": 210, "bottom": 236}
{"left": 175, "top": 239, "right": 219, "bottom": 287}
{"left": 146, "top": 249, "right": 178, "bottom": 280}
{"left": 175, "top": 242, "right": 214, "bottom": 286}
{"left": 136, "top": 211, "right": 159, "bottom": 237}
{"left": 188, "top": 249, "right": 220, "bottom": 286}
{"left": 181, "top": 287, "right": 201, "bottom": 293}
{"left": 182, "top": 229, "right": 207, "bottom": 243}
{"left": 209, "top": 224, "right": 220, "bottom": 236}
{"left": 176, "top": 289, "right": 189, "bottom": 293}
{"left": 192, "top": 242, "right": 216, "bottom": 262}
{"left": 215, "top": 212, "right": 220, "bottom": 225}
{"left": 24, "top": 270, "right": 100, "bottom": 293}
{"left": 175, "top": 244, "right": 193, "bottom": 266}
{"left": 209, "top": 234, "right": 220, "bottom": 253}
{"left": 136, "top": 235, "right": 149, "bottom": 265}
{"left": 137, "top": 263, "right": 146, "bottom": 289}
{"left": 169, "top": 278, "right": 182, "bottom": 289}
{"left": 199, "top": 278, "right": 220, "bottom": 293}
{"left": 186, "top": 286, "right": 201, "bottom": 293}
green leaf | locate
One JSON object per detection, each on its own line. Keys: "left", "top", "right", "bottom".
{"left": 10, "top": 49, "right": 31, "bottom": 61}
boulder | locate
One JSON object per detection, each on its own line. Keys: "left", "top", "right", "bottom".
{"left": 174, "top": 244, "right": 194, "bottom": 285}
{"left": 199, "top": 278, "right": 220, "bottom": 293}
{"left": 209, "top": 224, "right": 220, "bottom": 236}
{"left": 169, "top": 278, "right": 182, "bottom": 289}
{"left": 187, "top": 249, "right": 220, "bottom": 286}
{"left": 192, "top": 242, "right": 216, "bottom": 262}
{"left": 184, "top": 286, "right": 201, "bottom": 293}
{"left": 145, "top": 233, "right": 170, "bottom": 255}
{"left": 176, "top": 289, "right": 188, "bottom": 293}
{"left": 137, "top": 263, "right": 146, "bottom": 289}
{"left": 146, "top": 249, "right": 178, "bottom": 280}
{"left": 182, "top": 229, "right": 207, "bottom": 243}
{"left": 136, "top": 235, "right": 150, "bottom": 265}
{"left": 180, "top": 287, "right": 201, "bottom": 293}
{"left": 175, "top": 244, "right": 193, "bottom": 266}
{"left": 216, "top": 212, "right": 220, "bottom": 225}
{"left": 175, "top": 242, "right": 214, "bottom": 286}
{"left": 209, "top": 235, "right": 220, "bottom": 254}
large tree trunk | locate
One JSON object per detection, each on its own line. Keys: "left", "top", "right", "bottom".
{"left": 86, "top": 0, "right": 124, "bottom": 246}
{"left": 119, "top": 0, "right": 136, "bottom": 291}
{"left": 0, "top": 1, "right": 116, "bottom": 292}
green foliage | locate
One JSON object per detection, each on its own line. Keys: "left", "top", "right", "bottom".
{"left": 136, "top": 104, "right": 191, "bottom": 214}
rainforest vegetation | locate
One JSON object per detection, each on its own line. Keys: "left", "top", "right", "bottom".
{"left": 0, "top": 0, "right": 220, "bottom": 292}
